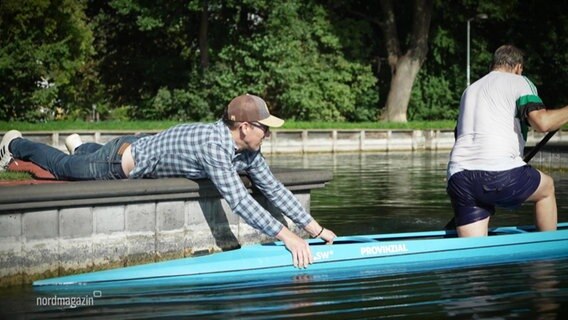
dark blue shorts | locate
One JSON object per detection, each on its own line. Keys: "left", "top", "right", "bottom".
{"left": 446, "top": 165, "right": 541, "bottom": 227}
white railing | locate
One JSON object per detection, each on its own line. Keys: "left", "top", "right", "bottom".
{"left": 4, "top": 129, "right": 566, "bottom": 154}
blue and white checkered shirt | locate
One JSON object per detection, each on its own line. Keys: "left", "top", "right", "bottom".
{"left": 129, "top": 120, "right": 313, "bottom": 236}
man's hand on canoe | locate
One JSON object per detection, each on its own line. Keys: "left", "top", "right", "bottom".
{"left": 318, "top": 228, "right": 337, "bottom": 245}
{"left": 276, "top": 227, "right": 313, "bottom": 268}
{"left": 304, "top": 221, "right": 337, "bottom": 245}
{"left": 276, "top": 225, "right": 337, "bottom": 268}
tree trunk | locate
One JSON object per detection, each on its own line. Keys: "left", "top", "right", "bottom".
{"left": 378, "top": 0, "right": 432, "bottom": 122}
{"left": 199, "top": 0, "right": 209, "bottom": 70}
{"left": 383, "top": 55, "right": 421, "bottom": 122}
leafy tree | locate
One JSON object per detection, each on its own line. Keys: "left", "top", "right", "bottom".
{"left": 3, "top": 0, "right": 568, "bottom": 123}
{"left": 194, "top": 0, "right": 378, "bottom": 122}
{"left": 102, "top": 0, "right": 379, "bottom": 121}
{"left": 87, "top": 0, "right": 197, "bottom": 117}
{"left": 415, "top": 0, "right": 568, "bottom": 120}
{"left": 0, "top": 0, "right": 93, "bottom": 121}
{"left": 244, "top": 0, "right": 378, "bottom": 121}
{"left": 409, "top": 71, "right": 457, "bottom": 121}
{"left": 505, "top": 0, "right": 568, "bottom": 108}
{"left": 377, "top": 0, "right": 433, "bottom": 122}
{"left": 325, "top": 0, "right": 433, "bottom": 123}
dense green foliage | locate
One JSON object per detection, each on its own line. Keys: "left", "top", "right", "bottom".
{"left": 0, "top": 0, "right": 93, "bottom": 121}
{"left": 1, "top": 0, "right": 567, "bottom": 123}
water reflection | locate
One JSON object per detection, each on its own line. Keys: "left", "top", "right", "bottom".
{"left": 439, "top": 260, "right": 566, "bottom": 320}
{"left": 521, "top": 261, "right": 562, "bottom": 319}
{"left": 9, "top": 257, "right": 566, "bottom": 319}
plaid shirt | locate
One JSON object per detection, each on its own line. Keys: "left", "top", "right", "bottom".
{"left": 130, "top": 120, "right": 313, "bottom": 236}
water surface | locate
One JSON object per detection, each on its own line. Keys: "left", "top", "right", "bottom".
{"left": 1, "top": 151, "right": 567, "bottom": 319}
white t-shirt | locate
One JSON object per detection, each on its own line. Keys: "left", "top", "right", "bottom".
{"left": 447, "top": 71, "right": 544, "bottom": 178}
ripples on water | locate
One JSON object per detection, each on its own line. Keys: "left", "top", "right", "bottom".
{"left": 2, "top": 151, "right": 568, "bottom": 319}
{"left": 5, "top": 258, "right": 568, "bottom": 319}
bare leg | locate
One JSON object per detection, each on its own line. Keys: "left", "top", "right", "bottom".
{"left": 526, "top": 170, "right": 557, "bottom": 231}
{"left": 457, "top": 217, "right": 490, "bottom": 237}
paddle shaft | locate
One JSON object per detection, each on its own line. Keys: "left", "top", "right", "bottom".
{"left": 523, "top": 130, "right": 558, "bottom": 163}
{"left": 444, "top": 130, "right": 559, "bottom": 230}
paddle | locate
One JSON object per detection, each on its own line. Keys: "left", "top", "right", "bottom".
{"left": 444, "top": 130, "right": 559, "bottom": 230}
{"left": 523, "top": 130, "right": 558, "bottom": 163}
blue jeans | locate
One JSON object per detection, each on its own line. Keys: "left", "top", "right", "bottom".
{"left": 10, "top": 136, "right": 140, "bottom": 180}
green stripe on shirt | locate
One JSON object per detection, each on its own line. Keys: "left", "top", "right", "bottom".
{"left": 516, "top": 94, "right": 544, "bottom": 141}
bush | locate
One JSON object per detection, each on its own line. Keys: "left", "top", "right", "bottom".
{"left": 408, "top": 71, "right": 459, "bottom": 121}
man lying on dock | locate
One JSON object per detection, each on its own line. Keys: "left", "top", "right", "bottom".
{"left": 0, "top": 94, "right": 337, "bottom": 268}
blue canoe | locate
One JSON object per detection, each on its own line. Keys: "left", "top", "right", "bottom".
{"left": 33, "top": 222, "right": 568, "bottom": 288}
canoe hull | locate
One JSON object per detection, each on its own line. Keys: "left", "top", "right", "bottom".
{"left": 33, "top": 223, "right": 568, "bottom": 288}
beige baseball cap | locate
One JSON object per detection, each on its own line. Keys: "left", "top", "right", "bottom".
{"left": 225, "top": 94, "right": 284, "bottom": 127}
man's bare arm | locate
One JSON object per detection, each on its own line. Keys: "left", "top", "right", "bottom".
{"left": 528, "top": 106, "right": 568, "bottom": 132}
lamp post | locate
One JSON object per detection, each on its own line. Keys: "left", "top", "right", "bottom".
{"left": 467, "top": 13, "right": 488, "bottom": 87}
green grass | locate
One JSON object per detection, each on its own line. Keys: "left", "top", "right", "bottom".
{"left": 0, "top": 171, "right": 33, "bottom": 181}
{"left": 283, "top": 120, "right": 456, "bottom": 130}
{"left": 0, "top": 119, "right": 457, "bottom": 131}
